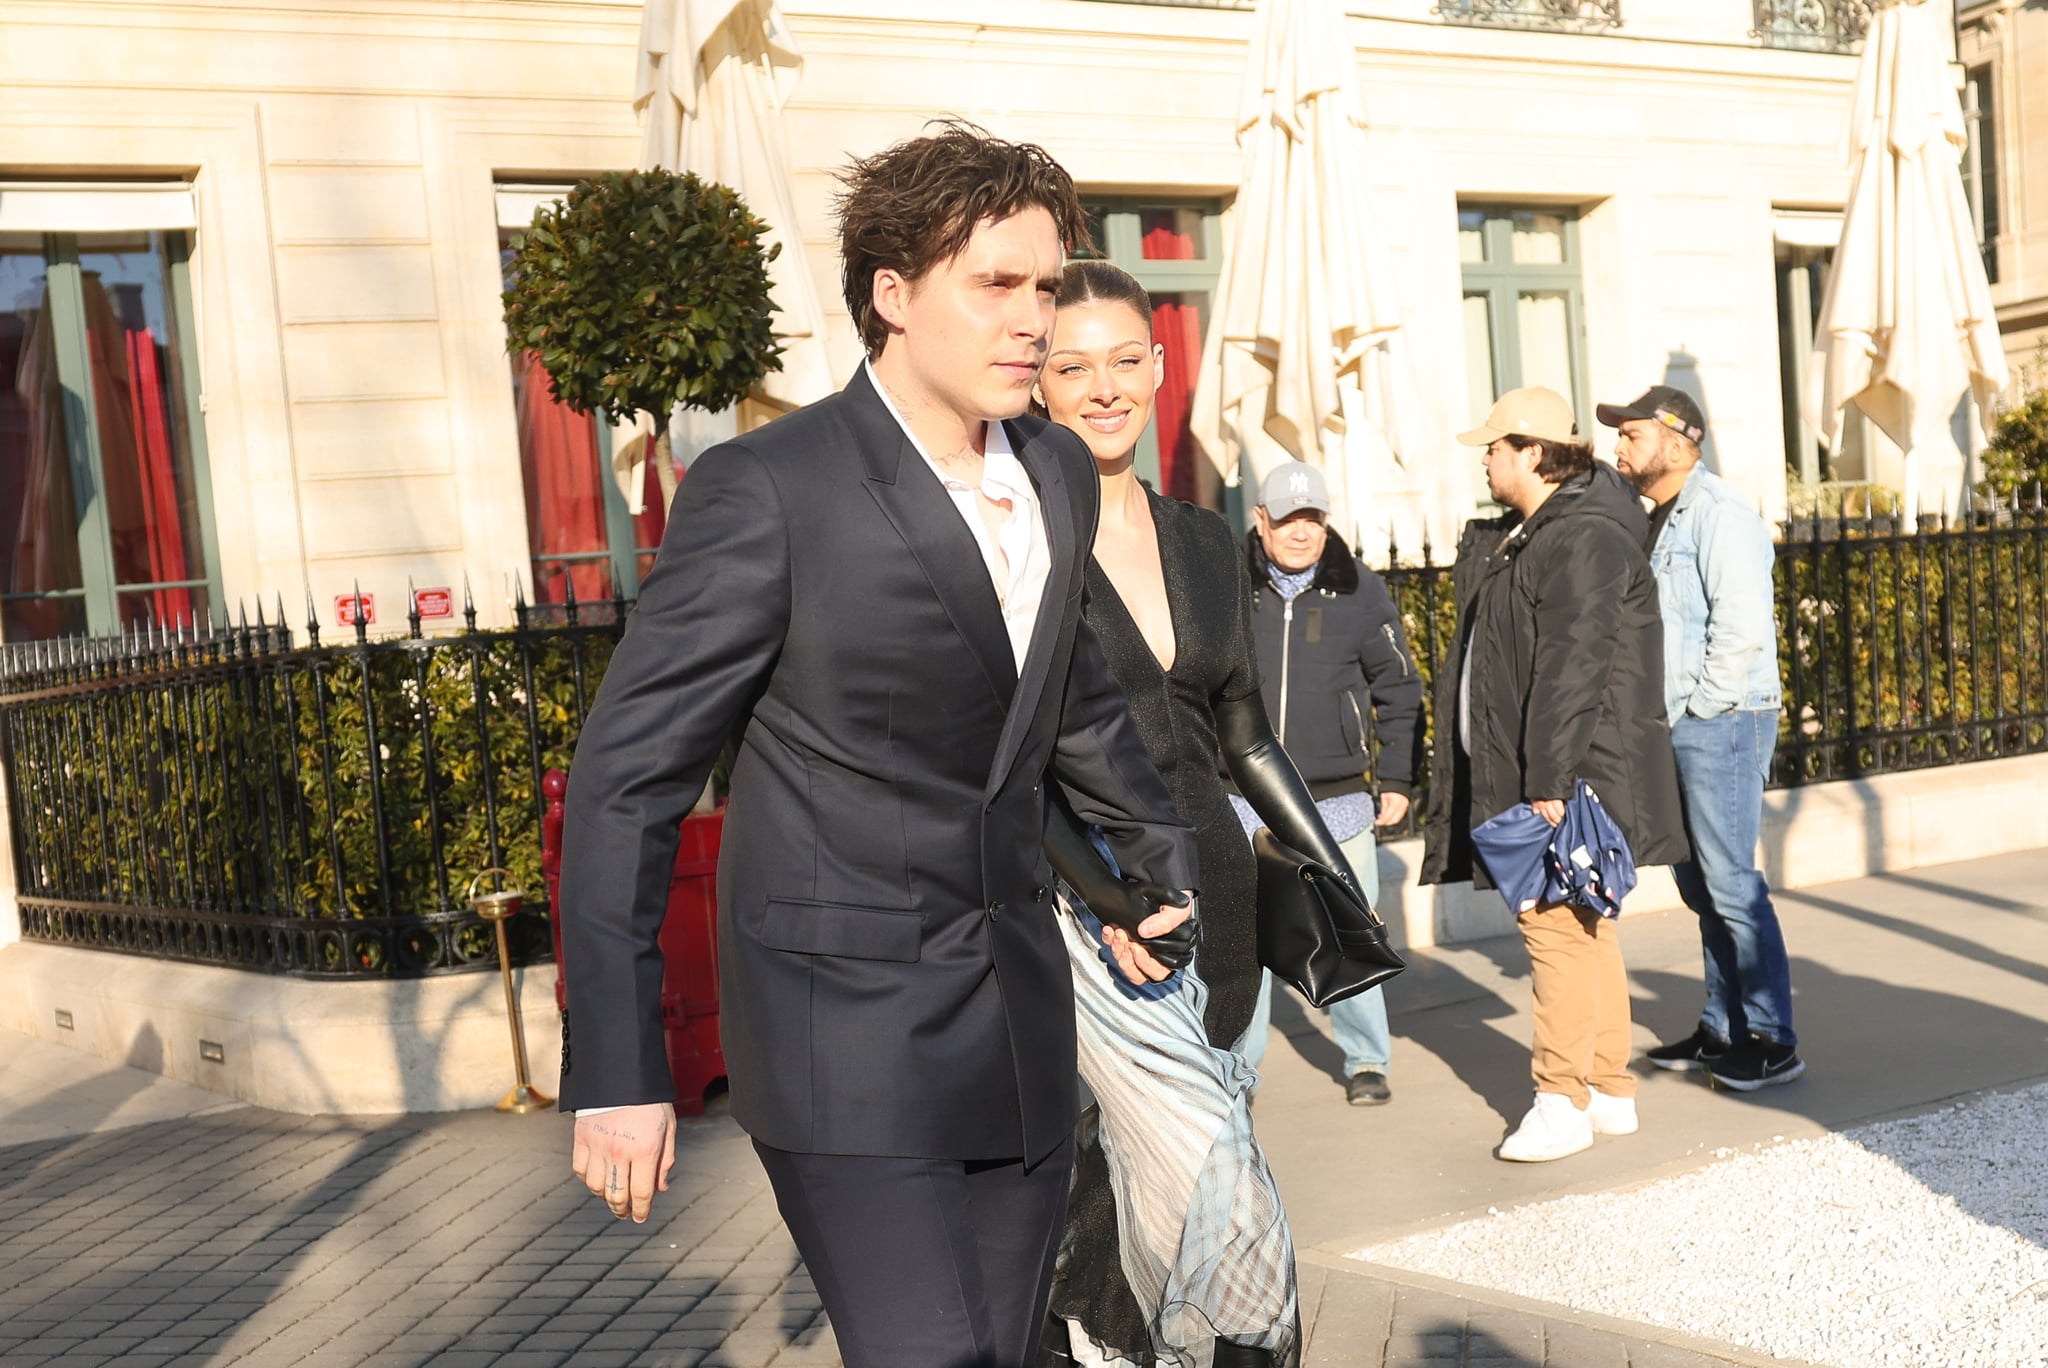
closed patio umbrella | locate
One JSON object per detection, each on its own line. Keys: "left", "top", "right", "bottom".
{"left": 625, "top": 0, "right": 834, "bottom": 505}
{"left": 1190, "top": 0, "right": 1419, "bottom": 545}
{"left": 1805, "top": 0, "right": 2008, "bottom": 522}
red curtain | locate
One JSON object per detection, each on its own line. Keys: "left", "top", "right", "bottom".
{"left": 124, "top": 328, "right": 192, "bottom": 625}
{"left": 79, "top": 278, "right": 195, "bottom": 629}
{"left": 513, "top": 349, "right": 610, "bottom": 603}
{"left": 1139, "top": 214, "right": 1204, "bottom": 504}
{"left": 1150, "top": 299, "right": 1204, "bottom": 505}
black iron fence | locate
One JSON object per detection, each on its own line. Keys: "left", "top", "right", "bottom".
{"left": 12, "top": 503, "right": 2048, "bottom": 976}
{"left": 0, "top": 584, "right": 624, "bottom": 979}
{"left": 1366, "top": 500, "right": 2048, "bottom": 832}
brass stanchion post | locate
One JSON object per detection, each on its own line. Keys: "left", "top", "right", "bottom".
{"left": 467, "top": 868, "right": 553, "bottom": 1114}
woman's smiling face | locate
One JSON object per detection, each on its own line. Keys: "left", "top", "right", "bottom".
{"left": 1034, "top": 298, "right": 1164, "bottom": 467}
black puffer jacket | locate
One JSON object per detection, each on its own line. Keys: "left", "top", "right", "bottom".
{"left": 1421, "top": 464, "right": 1687, "bottom": 889}
{"left": 1241, "top": 530, "right": 1424, "bottom": 799}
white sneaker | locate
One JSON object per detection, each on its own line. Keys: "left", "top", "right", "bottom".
{"left": 1586, "top": 1089, "right": 1638, "bottom": 1136}
{"left": 1498, "top": 1093, "right": 1594, "bottom": 1162}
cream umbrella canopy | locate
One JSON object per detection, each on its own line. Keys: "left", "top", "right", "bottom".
{"left": 1805, "top": 0, "right": 2008, "bottom": 521}
{"left": 1190, "top": 0, "right": 1419, "bottom": 545}
{"left": 623, "top": 0, "right": 833, "bottom": 506}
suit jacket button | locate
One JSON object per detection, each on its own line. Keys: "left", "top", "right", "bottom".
{"left": 988, "top": 901, "right": 1003, "bottom": 918}
{"left": 1032, "top": 885, "right": 1048, "bottom": 902}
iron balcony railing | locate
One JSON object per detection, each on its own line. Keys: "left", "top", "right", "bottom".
{"left": 1752, "top": 0, "right": 1873, "bottom": 53}
{"left": 0, "top": 582, "right": 625, "bottom": 979}
{"left": 1433, "top": 0, "right": 1624, "bottom": 32}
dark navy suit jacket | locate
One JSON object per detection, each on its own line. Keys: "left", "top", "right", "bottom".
{"left": 557, "top": 367, "right": 1197, "bottom": 1165}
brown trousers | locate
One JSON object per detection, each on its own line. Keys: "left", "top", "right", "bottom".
{"left": 1519, "top": 902, "right": 1636, "bottom": 1108}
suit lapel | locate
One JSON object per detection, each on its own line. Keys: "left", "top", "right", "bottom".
{"left": 851, "top": 368, "right": 1018, "bottom": 708}
{"left": 983, "top": 419, "right": 1074, "bottom": 800}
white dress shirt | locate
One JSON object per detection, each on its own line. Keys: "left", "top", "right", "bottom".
{"left": 578, "top": 370, "right": 1053, "bottom": 1118}
{"left": 867, "top": 361, "right": 1052, "bottom": 672}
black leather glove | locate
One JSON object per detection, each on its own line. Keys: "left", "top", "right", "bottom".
{"left": 1215, "top": 691, "right": 1368, "bottom": 905}
{"left": 1043, "top": 799, "right": 1197, "bottom": 971}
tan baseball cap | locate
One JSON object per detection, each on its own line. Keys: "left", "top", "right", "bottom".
{"left": 1457, "top": 386, "right": 1580, "bottom": 447}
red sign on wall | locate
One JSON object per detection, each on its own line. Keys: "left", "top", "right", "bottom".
{"left": 335, "top": 593, "right": 375, "bottom": 627}
{"left": 414, "top": 587, "right": 454, "bottom": 620}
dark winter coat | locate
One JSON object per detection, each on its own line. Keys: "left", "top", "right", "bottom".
{"left": 1421, "top": 464, "right": 1687, "bottom": 889}
{"left": 1240, "top": 530, "right": 1424, "bottom": 799}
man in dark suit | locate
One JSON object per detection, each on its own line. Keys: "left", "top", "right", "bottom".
{"left": 556, "top": 123, "right": 1200, "bottom": 1368}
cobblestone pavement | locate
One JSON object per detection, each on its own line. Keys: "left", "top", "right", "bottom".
{"left": 0, "top": 1103, "right": 1765, "bottom": 1368}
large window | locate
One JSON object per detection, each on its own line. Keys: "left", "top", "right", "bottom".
{"left": 1773, "top": 213, "right": 1870, "bottom": 488}
{"left": 1457, "top": 206, "right": 1589, "bottom": 427}
{"left": 1076, "top": 200, "right": 1222, "bottom": 506}
{"left": 0, "top": 228, "right": 216, "bottom": 641}
{"left": 497, "top": 188, "right": 669, "bottom": 605}
{"left": 1964, "top": 64, "right": 2000, "bottom": 286}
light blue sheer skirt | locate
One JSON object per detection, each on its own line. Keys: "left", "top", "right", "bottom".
{"left": 1057, "top": 894, "right": 1300, "bottom": 1368}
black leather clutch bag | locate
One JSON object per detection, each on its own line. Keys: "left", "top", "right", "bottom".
{"left": 1253, "top": 828, "right": 1406, "bottom": 1008}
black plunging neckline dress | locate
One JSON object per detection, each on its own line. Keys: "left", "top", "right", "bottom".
{"left": 1049, "top": 487, "right": 1269, "bottom": 1361}
{"left": 1081, "top": 488, "right": 1264, "bottom": 1047}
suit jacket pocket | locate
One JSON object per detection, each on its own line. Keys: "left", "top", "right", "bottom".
{"left": 759, "top": 899, "right": 923, "bottom": 962}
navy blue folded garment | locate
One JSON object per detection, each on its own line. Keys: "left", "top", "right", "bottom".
{"left": 1471, "top": 780, "right": 1638, "bottom": 918}
{"left": 1469, "top": 802, "right": 1556, "bottom": 916}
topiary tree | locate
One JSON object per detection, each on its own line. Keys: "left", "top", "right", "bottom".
{"left": 1977, "top": 343, "right": 2048, "bottom": 506}
{"left": 501, "top": 169, "right": 783, "bottom": 421}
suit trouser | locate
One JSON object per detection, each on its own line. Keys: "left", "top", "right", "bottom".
{"left": 752, "top": 1137, "right": 1075, "bottom": 1368}
{"left": 1520, "top": 902, "right": 1636, "bottom": 1109}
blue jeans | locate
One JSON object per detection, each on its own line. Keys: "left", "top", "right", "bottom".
{"left": 1241, "top": 824, "right": 1392, "bottom": 1076}
{"left": 1669, "top": 709, "right": 1797, "bottom": 1049}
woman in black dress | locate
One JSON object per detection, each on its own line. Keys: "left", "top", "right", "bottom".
{"left": 1034, "top": 262, "right": 1367, "bottom": 1368}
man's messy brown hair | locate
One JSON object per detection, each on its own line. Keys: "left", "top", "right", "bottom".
{"left": 834, "top": 119, "right": 1092, "bottom": 358}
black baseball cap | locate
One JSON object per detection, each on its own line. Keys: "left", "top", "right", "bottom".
{"left": 1596, "top": 385, "right": 1706, "bottom": 445}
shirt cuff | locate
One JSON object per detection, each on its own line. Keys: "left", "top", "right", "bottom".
{"left": 576, "top": 1106, "right": 626, "bottom": 1117}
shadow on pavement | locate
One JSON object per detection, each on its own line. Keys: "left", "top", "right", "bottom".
{"left": 0, "top": 1111, "right": 422, "bottom": 1363}
{"left": 0, "top": 1105, "right": 821, "bottom": 1368}
{"left": 1267, "top": 919, "right": 1540, "bottom": 1127}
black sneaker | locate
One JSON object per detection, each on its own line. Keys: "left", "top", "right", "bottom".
{"left": 1644, "top": 1027, "right": 1730, "bottom": 1073}
{"left": 1708, "top": 1035, "right": 1806, "bottom": 1091}
{"left": 1346, "top": 1070, "right": 1391, "bottom": 1106}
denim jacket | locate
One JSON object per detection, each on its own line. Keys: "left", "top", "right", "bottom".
{"left": 1650, "top": 465, "right": 1783, "bottom": 724}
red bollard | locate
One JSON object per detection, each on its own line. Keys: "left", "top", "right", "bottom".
{"left": 543, "top": 768, "right": 728, "bottom": 1115}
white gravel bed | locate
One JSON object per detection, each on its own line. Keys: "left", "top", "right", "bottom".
{"left": 1353, "top": 1082, "right": 2048, "bottom": 1367}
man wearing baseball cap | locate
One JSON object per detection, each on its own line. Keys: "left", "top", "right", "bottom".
{"left": 1600, "top": 385, "right": 1803, "bottom": 1093}
{"left": 1421, "top": 387, "right": 1687, "bottom": 1162}
{"left": 1228, "top": 461, "right": 1425, "bottom": 1107}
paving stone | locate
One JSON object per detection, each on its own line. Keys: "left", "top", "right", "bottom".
{"left": 629, "top": 1351, "right": 704, "bottom": 1368}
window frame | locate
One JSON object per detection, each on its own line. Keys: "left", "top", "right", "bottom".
{"left": 0, "top": 227, "right": 222, "bottom": 637}
{"left": 1075, "top": 198, "right": 1224, "bottom": 494}
{"left": 1457, "top": 204, "right": 1592, "bottom": 430}
{"left": 498, "top": 211, "right": 659, "bottom": 601}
